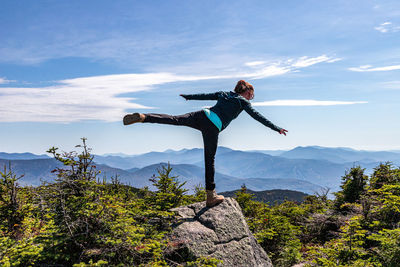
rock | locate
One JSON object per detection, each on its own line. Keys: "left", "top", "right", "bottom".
{"left": 168, "top": 197, "right": 273, "bottom": 266}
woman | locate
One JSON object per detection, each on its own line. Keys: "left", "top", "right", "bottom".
{"left": 123, "top": 80, "right": 288, "bottom": 207}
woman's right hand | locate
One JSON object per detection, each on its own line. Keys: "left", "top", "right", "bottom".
{"left": 280, "top": 129, "right": 288, "bottom": 136}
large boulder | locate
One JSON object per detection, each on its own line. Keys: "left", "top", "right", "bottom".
{"left": 168, "top": 197, "right": 273, "bottom": 266}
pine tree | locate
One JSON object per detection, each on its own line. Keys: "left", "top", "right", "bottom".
{"left": 149, "top": 163, "right": 188, "bottom": 211}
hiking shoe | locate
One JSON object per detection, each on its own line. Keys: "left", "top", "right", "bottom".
{"left": 206, "top": 189, "right": 224, "bottom": 207}
{"left": 123, "top": 113, "right": 145, "bottom": 125}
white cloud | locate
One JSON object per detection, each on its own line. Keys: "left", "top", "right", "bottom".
{"left": 252, "top": 100, "right": 368, "bottom": 106}
{"left": 0, "top": 77, "right": 12, "bottom": 84}
{"left": 244, "top": 64, "right": 291, "bottom": 79}
{"left": 381, "top": 81, "right": 400, "bottom": 90}
{"left": 242, "top": 55, "right": 340, "bottom": 79}
{"left": 0, "top": 72, "right": 230, "bottom": 123}
{"left": 375, "top": 26, "right": 388, "bottom": 33}
{"left": 291, "top": 55, "right": 331, "bottom": 68}
{"left": 349, "top": 64, "right": 400, "bottom": 72}
{"left": 244, "top": 61, "right": 266, "bottom": 67}
{"left": 374, "top": 21, "right": 400, "bottom": 33}
{"left": 326, "top": 58, "right": 343, "bottom": 63}
{"left": 0, "top": 54, "right": 341, "bottom": 123}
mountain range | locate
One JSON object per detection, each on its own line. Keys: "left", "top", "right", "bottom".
{"left": 1, "top": 146, "right": 399, "bottom": 195}
{"left": 278, "top": 146, "right": 400, "bottom": 164}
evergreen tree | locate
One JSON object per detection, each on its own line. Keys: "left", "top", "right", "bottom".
{"left": 149, "top": 163, "right": 188, "bottom": 211}
{"left": 0, "top": 164, "right": 23, "bottom": 234}
{"left": 340, "top": 166, "right": 368, "bottom": 203}
{"left": 370, "top": 162, "right": 400, "bottom": 189}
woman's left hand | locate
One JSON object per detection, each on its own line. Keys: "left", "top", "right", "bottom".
{"left": 280, "top": 129, "right": 288, "bottom": 136}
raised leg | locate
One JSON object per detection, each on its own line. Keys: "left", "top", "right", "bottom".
{"left": 143, "top": 111, "right": 202, "bottom": 130}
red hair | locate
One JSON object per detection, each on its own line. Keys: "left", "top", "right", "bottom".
{"left": 234, "top": 80, "right": 254, "bottom": 94}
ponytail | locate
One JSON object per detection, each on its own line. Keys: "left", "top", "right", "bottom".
{"left": 234, "top": 80, "right": 253, "bottom": 94}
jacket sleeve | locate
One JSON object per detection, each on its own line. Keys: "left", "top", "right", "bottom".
{"left": 181, "top": 92, "right": 220, "bottom": 100}
{"left": 242, "top": 100, "right": 282, "bottom": 132}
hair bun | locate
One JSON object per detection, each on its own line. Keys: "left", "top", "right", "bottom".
{"left": 234, "top": 80, "right": 250, "bottom": 94}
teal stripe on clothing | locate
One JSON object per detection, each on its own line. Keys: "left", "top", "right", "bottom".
{"left": 203, "top": 108, "right": 222, "bottom": 131}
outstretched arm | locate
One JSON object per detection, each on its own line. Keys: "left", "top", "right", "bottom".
{"left": 180, "top": 92, "right": 220, "bottom": 100}
{"left": 243, "top": 101, "right": 285, "bottom": 133}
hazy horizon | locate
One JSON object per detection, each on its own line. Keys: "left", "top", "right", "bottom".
{"left": 2, "top": 144, "right": 400, "bottom": 156}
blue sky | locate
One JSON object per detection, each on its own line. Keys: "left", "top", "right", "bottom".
{"left": 1, "top": 0, "right": 400, "bottom": 155}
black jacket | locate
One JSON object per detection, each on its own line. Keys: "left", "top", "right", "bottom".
{"left": 181, "top": 91, "right": 282, "bottom": 132}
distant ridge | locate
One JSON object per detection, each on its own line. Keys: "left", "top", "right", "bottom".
{"left": 220, "top": 189, "right": 308, "bottom": 205}
{"left": 94, "top": 146, "right": 400, "bottom": 170}
{"left": 0, "top": 152, "right": 50, "bottom": 160}
{"left": 120, "top": 162, "right": 323, "bottom": 194}
{"left": 279, "top": 146, "right": 400, "bottom": 164}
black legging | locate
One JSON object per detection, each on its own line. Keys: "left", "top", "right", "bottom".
{"left": 143, "top": 110, "right": 219, "bottom": 190}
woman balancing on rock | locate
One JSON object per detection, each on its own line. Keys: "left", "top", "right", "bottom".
{"left": 123, "top": 80, "right": 288, "bottom": 207}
